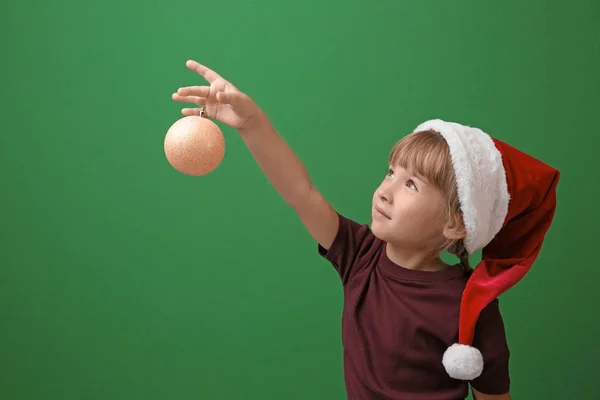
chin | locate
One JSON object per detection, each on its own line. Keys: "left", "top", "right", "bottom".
{"left": 370, "top": 220, "right": 390, "bottom": 241}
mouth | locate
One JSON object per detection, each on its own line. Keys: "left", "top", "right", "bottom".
{"left": 374, "top": 206, "right": 391, "bottom": 219}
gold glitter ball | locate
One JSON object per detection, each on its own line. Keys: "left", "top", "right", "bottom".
{"left": 164, "top": 116, "right": 225, "bottom": 176}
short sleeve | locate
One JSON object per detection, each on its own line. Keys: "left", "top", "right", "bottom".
{"left": 317, "top": 212, "right": 375, "bottom": 285}
{"left": 469, "top": 298, "right": 511, "bottom": 395}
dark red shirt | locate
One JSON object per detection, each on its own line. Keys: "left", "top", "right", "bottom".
{"left": 318, "top": 213, "right": 510, "bottom": 399}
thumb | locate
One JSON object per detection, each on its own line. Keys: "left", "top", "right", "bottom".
{"left": 216, "top": 91, "right": 246, "bottom": 106}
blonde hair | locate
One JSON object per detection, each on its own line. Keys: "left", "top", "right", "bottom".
{"left": 388, "top": 130, "right": 471, "bottom": 270}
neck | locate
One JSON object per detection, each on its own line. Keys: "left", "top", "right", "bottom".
{"left": 385, "top": 242, "right": 449, "bottom": 272}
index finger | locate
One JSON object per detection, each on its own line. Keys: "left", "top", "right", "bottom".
{"left": 186, "top": 60, "right": 221, "bottom": 83}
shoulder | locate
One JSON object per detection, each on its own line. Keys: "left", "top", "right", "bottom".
{"left": 320, "top": 212, "right": 380, "bottom": 257}
{"left": 476, "top": 298, "right": 507, "bottom": 334}
{"left": 318, "top": 212, "right": 383, "bottom": 284}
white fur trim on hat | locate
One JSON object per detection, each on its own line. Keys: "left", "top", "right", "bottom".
{"left": 413, "top": 119, "right": 510, "bottom": 254}
{"left": 442, "top": 343, "right": 484, "bottom": 380}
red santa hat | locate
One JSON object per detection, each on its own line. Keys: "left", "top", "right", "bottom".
{"left": 412, "top": 119, "right": 561, "bottom": 381}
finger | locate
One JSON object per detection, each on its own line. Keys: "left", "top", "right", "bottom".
{"left": 177, "top": 86, "right": 210, "bottom": 97}
{"left": 216, "top": 91, "right": 246, "bottom": 106}
{"left": 186, "top": 60, "right": 221, "bottom": 83}
{"left": 172, "top": 93, "right": 206, "bottom": 105}
{"left": 181, "top": 108, "right": 203, "bottom": 117}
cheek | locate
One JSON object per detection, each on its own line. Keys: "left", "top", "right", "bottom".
{"left": 393, "top": 200, "right": 443, "bottom": 232}
{"left": 417, "top": 205, "right": 446, "bottom": 234}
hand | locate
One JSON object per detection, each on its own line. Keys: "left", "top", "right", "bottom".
{"left": 172, "top": 60, "right": 264, "bottom": 131}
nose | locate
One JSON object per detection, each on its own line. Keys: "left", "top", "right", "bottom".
{"left": 376, "top": 184, "right": 392, "bottom": 204}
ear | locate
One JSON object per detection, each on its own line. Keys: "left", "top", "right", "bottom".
{"left": 443, "top": 225, "right": 466, "bottom": 240}
{"left": 443, "top": 215, "right": 467, "bottom": 240}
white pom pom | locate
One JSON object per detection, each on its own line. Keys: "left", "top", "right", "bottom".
{"left": 442, "top": 343, "right": 484, "bottom": 380}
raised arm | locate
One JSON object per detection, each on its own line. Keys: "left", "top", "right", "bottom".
{"left": 172, "top": 60, "right": 338, "bottom": 250}
{"left": 237, "top": 115, "right": 339, "bottom": 250}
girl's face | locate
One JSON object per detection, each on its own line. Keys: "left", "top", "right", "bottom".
{"left": 371, "top": 164, "right": 448, "bottom": 251}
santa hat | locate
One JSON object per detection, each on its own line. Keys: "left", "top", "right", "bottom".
{"left": 412, "top": 119, "right": 560, "bottom": 381}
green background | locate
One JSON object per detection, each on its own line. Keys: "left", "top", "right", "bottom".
{"left": 2, "top": 0, "right": 598, "bottom": 399}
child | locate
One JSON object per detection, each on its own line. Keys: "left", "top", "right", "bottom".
{"left": 172, "top": 60, "right": 560, "bottom": 400}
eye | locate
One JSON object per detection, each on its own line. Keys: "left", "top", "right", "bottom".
{"left": 406, "top": 179, "right": 418, "bottom": 191}
{"left": 387, "top": 167, "right": 394, "bottom": 177}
